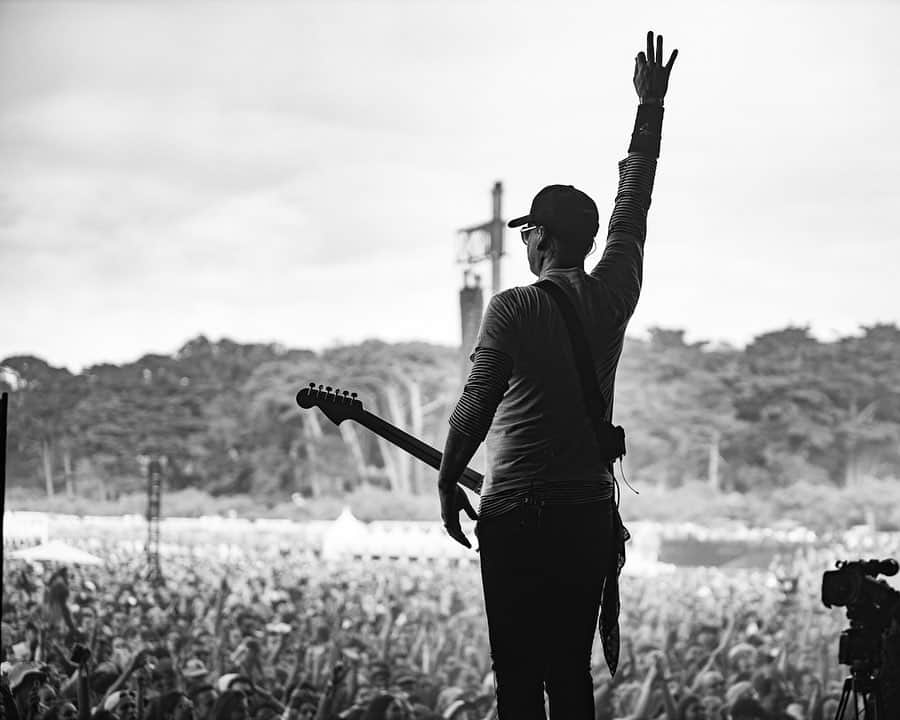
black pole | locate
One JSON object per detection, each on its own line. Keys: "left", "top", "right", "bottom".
{"left": 1, "top": 392, "right": 8, "bottom": 621}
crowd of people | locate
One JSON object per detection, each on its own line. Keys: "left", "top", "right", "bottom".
{"left": 2, "top": 532, "right": 897, "bottom": 720}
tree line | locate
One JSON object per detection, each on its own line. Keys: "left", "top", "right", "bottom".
{"left": 2, "top": 324, "right": 899, "bottom": 502}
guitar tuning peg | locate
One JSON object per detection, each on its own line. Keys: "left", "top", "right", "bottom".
{"left": 326, "top": 386, "right": 333, "bottom": 393}
{"left": 308, "top": 382, "right": 315, "bottom": 388}
{"left": 318, "top": 384, "right": 324, "bottom": 391}
{"left": 342, "top": 390, "right": 349, "bottom": 396}
{"left": 350, "top": 392, "right": 358, "bottom": 399}
{"left": 334, "top": 387, "right": 341, "bottom": 395}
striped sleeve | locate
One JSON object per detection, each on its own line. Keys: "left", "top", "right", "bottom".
{"left": 589, "top": 153, "right": 659, "bottom": 321}
{"left": 606, "top": 152, "right": 658, "bottom": 242}
{"left": 448, "top": 347, "right": 513, "bottom": 442}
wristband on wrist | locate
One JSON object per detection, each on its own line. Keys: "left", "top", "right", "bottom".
{"left": 628, "top": 103, "right": 665, "bottom": 158}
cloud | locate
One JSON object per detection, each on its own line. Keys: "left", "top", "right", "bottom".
{"left": 1, "top": 0, "right": 899, "bottom": 371}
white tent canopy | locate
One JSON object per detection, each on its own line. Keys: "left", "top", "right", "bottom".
{"left": 9, "top": 540, "right": 104, "bottom": 565}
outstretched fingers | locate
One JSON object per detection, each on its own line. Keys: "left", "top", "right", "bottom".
{"left": 665, "top": 48, "right": 679, "bottom": 72}
{"left": 645, "top": 30, "right": 678, "bottom": 72}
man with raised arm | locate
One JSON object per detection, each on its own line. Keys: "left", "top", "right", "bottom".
{"left": 437, "top": 30, "right": 679, "bottom": 719}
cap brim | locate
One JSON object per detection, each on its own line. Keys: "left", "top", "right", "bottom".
{"left": 507, "top": 214, "right": 531, "bottom": 229}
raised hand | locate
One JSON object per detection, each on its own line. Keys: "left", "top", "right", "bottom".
{"left": 634, "top": 30, "right": 678, "bottom": 103}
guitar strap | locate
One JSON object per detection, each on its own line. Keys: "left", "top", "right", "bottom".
{"left": 533, "top": 278, "right": 626, "bottom": 473}
{"left": 533, "top": 278, "right": 608, "bottom": 430}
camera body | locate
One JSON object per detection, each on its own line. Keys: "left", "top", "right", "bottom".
{"left": 822, "top": 559, "right": 899, "bottom": 669}
{"left": 821, "top": 558, "right": 900, "bottom": 718}
{"left": 822, "top": 559, "right": 899, "bottom": 612}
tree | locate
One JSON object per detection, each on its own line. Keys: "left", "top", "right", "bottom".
{"left": 5, "top": 326, "right": 900, "bottom": 508}
{"left": 617, "top": 330, "right": 742, "bottom": 489}
{"left": 1, "top": 356, "right": 82, "bottom": 497}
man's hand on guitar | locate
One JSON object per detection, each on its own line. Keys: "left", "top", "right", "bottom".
{"left": 438, "top": 481, "right": 478, "bottom": 549}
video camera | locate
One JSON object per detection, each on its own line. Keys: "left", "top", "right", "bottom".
{"left": 822, "top": 559, "right": 899, "bottom": 667}
{"left": 821, "top": 558, "right": 900, "bottom": 719}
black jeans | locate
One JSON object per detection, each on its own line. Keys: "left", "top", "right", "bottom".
{"left": 476, "top": 493, "right": 614, "bottom": 720}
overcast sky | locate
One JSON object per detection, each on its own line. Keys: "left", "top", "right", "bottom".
{"left": 1, "top": 0, "right": 898, "bottom": 372}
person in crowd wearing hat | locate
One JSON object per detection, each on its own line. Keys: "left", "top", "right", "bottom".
{"left": 727, "top": 644, "right": 759, "bottom": 683}
{"left": 103, "top": 690, "right": 138, "bottom": 720}
{"left": 693, "top": 670, "right": 727, "bottom": 701}
{"left": 182, "top": 659, "right": 212, "bottom": 695}
{"left": 216, "top": 675, "right": 254, "bottom": 697}
{"left": 8, "top": 662, "right": 47, "bottom": 720}
{"left": 437, "top": 29, "right": 678, "bottom": 719}
{"left": 724, "top": 681, "right": 756, "bottom": 711}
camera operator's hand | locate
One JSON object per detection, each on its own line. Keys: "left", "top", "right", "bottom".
{"left": 634, "top": 30, "right": 678, "bottom": 104}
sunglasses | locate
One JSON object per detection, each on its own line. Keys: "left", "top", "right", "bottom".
{"left": 520, "top": 225, "right": 539, "bottom": 244}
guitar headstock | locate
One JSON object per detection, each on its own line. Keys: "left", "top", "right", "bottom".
{"left": 296, "top": 382, "right": 365, "bottom": 426}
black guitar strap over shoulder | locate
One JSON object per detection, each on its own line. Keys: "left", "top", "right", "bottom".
{"left": 533, "top": 278, "right": 626, "bottom": 466}
{"left": 534, "top": 278, "right": 607, "bottom": 424}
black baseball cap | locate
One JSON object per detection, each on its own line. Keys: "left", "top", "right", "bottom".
{"left": 507, "top": 184, "right": 599, "bottom": 244}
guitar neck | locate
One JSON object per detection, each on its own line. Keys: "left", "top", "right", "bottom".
{"left": 356, "top": 410, "right": 483, "bottom": 495}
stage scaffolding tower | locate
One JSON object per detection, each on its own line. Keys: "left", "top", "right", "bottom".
{"left": 146, "top": 458, "right": 163, "bottom": 583}
{"left": 456, "top": 181, "right": 504, "bottom": 379}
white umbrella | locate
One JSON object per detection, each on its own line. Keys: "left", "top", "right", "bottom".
{"left": 9, "top": 540, "right": 104, "bottom": 565}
